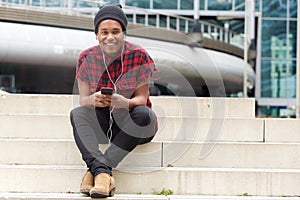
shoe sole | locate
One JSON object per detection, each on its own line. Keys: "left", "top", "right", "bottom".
{"left": 90, "top": 188, "right": 116, "bottom": 198}
{"left": 80, "top": 190, "right": 90, "bottom": 196}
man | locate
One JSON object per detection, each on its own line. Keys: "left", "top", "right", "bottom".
{"left": 70, "top": 3, "right": 158, "bottom": 198}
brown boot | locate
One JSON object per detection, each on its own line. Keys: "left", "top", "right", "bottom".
{"left": 90, "top": 173, "right": 116, "bottom": 198}
{"left": 80, "top": 171, "right": 94, "bottom": 196}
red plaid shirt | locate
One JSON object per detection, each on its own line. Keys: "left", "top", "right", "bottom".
{"left": 76, "top": 41, "right": 157, "bottom": 107}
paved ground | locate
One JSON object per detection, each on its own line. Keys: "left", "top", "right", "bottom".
{"left": 0, "top": 193, "right": 299, "bottom": 200}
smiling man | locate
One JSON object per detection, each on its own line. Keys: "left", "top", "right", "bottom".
{"left": 69, "top": 3, "right": 158, "bottom": 199}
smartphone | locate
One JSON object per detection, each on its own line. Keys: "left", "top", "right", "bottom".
{"left": 101, "top": 87, "right": 113, "bottom": 95}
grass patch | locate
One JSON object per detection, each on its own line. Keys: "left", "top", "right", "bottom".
{"left": 152, "top": 188, "right": 173, "bottom": 195}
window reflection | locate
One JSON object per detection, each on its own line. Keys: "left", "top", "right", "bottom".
{"left": 208, "top": 0, "right": 232, "bottom": 10}
{"left": 262, "top": 0, "right": 287, "bottom": 18}
{"left": 289, "top": 21, "right": 297, "bottom": 58}
{"left": 181, "top": 0, "right": 193, "bottom": 10}
{"left": 261, "top": 60, "right": 272, "bottom": 98}
{"left": 289, "top": 0, "right": 298, "bottom": 18}
{"left": 126, "top": 0, "right": 150, "bottom": 9}
{"left": 262, "top": 20, "right": 287, "bottom": 58}
{"left": 153, "top": 0, "right": 177, "bottom": 9}
{"left": 261, "top": 57, "right": 296, "bottom": 99}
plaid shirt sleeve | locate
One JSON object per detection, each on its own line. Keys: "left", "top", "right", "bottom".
{"left": 75, "top": 46, "right": 103, "bottom": 94}
{"left": 136, "top": 51, "right": 156, "bottom": 87}
{"left": 76, "top": 52, "right": 89, "bottom": 83}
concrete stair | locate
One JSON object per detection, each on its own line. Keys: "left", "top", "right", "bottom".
{"left": 0, "top": 94, "right": 299, "bottom": 198}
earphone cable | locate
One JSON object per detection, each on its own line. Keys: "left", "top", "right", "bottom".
{"left": 101, "top": 40, "right": 125, "bottom": 144}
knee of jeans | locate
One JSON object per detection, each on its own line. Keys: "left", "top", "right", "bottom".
{"left": 132, "top": 106, "right": 153, "bottom": 126}
{"left": 70, "top": 106, "right": 90, "bottom": 124}
{"left": 70, "top": 108, "right": 76, "bottom": 124}
{"left": 70, "top": 107, "right": 80, "bottom": 121}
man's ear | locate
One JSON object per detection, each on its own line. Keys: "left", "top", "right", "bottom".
{"left": 123, "top": 31, "right": 127, "bottom": 39}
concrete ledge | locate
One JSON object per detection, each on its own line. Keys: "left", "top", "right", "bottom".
{"left": 0, "top": 94, "right": 77, "bottom": 115}
{"left": 0, "top": 114, "right": 263, "bottom": 142}
{"left": 154, "top": 117, "right": 264, "bottom": 142}
{"left": 151, "top": 97, "right": 255, "bottom": 118}
{"left": 0, "top": 94, "right": 255, "bottom": 118}
{"left": 115, "top": 167, "right": 300, "bottom": 197}
{"left": 0, "top": 193, "right": 168, "bottom": 200}
{"left": 0, "top": 193, "right": 299, "bottom": 200}
{"left": 1, "top": 139, "right": 299, "bottom": 169}
{"left": 0, "top": 139, "right": 162, "bottom": 167}
{"left": 162, "top": 142, "right": 300, "bottom": 169}
{"left": 0, "top": 165, "right": 299, "bottom": 196}
{"left": 0, "top": 6, "right": 94, "bottom": 31}
{"left": 0, "top": 114, "right": 73, "bottom": 139}
{"left": 265, "top": 118, "right": 300, "bottom": 142}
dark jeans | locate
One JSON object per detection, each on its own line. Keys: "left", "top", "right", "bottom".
{"left": 70, "top": 105, "right": 157, "bottom": 176}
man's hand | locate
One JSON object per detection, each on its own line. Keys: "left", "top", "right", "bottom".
{"left": 93, "top": 91, "right": 112, "bottom": 107}
{"left": 111, "top": 93, "right": 130, "bottom": 109}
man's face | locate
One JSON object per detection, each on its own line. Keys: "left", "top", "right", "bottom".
{"left": 97, "top": 19, "right": 125, "bottom": 57}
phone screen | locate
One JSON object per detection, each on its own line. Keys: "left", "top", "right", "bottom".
{"left": 101, "top": 87, "right": 113, "bottom": 95}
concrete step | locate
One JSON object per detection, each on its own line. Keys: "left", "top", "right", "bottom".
{"left": 2, "top": 113, "right": 299, "bottom": 143}
{"left": 265, "top": 118, "right": 300, "bottom": 142}
{"left": 0, "top": 139, "right": 162, "bottom": 168}
{"left": 0, "top": 114, "right": 264, "bottom": 142}
{"left": 0, "top": 94, "right": 255, "bottom": 118}
{"left": 0, "top": 193, "right": 299, "bottom": 200}
{"left": 162, "top": 141, "right": 300, "bottom": 169}
{"left": 152, "top": 96, "right": 255, "bottom": 119}
{"left": 0, "top": 165, "right": 299, "bottom": 197}
{"left": 0, "top": 94, "right": 76, "bottom": 115}
{"left": 0, "top": 114, "right": 73, "bottom": 139}
{"left": 155, "top": 117, "right": 264, "bottom": 142}
{"left": 1, "top": 139, "right": 299, "bottom": 169}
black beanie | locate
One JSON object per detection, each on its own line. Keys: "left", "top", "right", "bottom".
{"left": 94, "top": 3, "right": 128, "bottom": 34}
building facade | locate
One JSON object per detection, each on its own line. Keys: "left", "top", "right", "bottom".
{"left": 0, "top": 0, "right": 298, "bottom": 117}
{"left": 111, "top": 0, "right": 298, "bottom": 117}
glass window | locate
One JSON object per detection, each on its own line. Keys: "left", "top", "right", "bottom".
{"left": 289, "top": 21, "right": 297, "bottom": 59}
{"left": 102, "top": 0, "right": 119, "bottom": 4}
{"left": 261, "top": 58, "right": 293, "bottom": 98}
{"left": 273, "top": 61, "right": 286, "bottom": 98}
{"left": 261, "top": 20, "right": 287, "bottom": 58}
{"left": 261, "top": 59, "right": 294, "bottom": 98}
{"left": 148, "top": 15, "right": 157, "bottom": 26}
{"left": 126, "top": 0, "right": 150, "bottom": 9}
{"left": 45, "top": 0, "right": 61, "bottom": 7}
{"left": 159, "top": 15, "right": 167, "bottom": 28}
{"left": 200, "top": 0, "right": 206, "bottom": 10}
{"left": 259, "top": 106, "right": 280, "bottom": 117}
{"left": 127, "top": 15, "right": 133, "bottom": 23}
{"left": 77, "top": 1, "right": 96, "bottom": 8}
{"left": 188, "top": 20, "right": 194, "bottom": 32}
{"left": 179, "top": 19, "right": 187, "bottom": 32}
{"left": 207, "top": 0, "right": 232, "bottom": 10}
{"left": 235, "top": 0, "right": 245, "bottom": 11}
{"left": 261, "top": 59, "right": 272, "bottom": 97}
{"left": 153, "top": 0, "right": 177, "bottom": 9}
{"left": 262, "top": 0, "right": 287, "bottom": 18}
{"left": 170, "top": 17, "right": 177, "bottom": 30}
{"left": 180, "top": 0, "right": 193, "bottom": 10}
{"left": 289, "top": 0, "right": 298, "bottom": 18}
{"left": 255, "top": 0, "right": 260, "bottom": 12}
{"left": 136, "top": 15, "right": 146, "bottom": 24}
{"left": 286, "top": 60, "right": 296, "bottom": 98}
{"left": 31, "top": 0, "right": 41, "bottom": 6}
